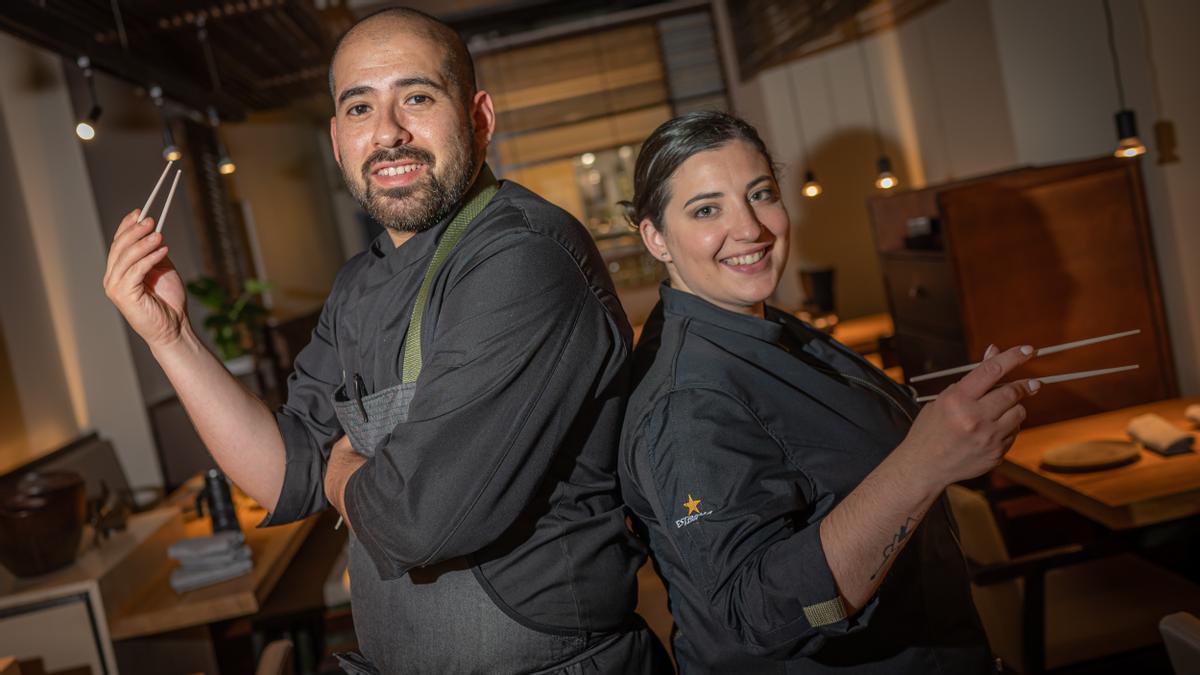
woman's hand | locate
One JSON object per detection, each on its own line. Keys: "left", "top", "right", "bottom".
{"left": 102, "top": 209, "right": 187, "bottom": 349}
{"left": 898, "top": 344, "right": 1039, "bottom": 492}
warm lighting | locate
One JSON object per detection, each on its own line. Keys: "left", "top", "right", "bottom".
{"left": 581, "top": 152, "right": 596, "bottom": 167}
{"left": 208, "top": 106, "right": 236, "bottom": 176}
{"left": 164, "top": 145, "right": 182, "bottom": 162}
{"left": 218, "top": 155, "right": 237, "bottom": 175}
{"left": 874, "top": 156, "right": 898, "bottom": 190}
{"left": 150, "top": 85, "right": 182, "bottom": 162}
{"left": 1113, "top": 109, "right": 1146, "bottom": 158}
{"left": 75, "top": 57, "right": 101, "bottom": 141}
{"left": 802, "top": 170, "right": 823, "bottom": 198}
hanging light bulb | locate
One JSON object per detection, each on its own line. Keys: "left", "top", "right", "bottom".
{"left": 149, "top": 85, "right": 182, "bottom": 161}
{"left": 874, "top": 156, "right": 898, "bottom": 190}
{"left": 75, "top": 56, "right": 102, "bottom": 141}
{"left": 802, "top": 170, "right": 823, "bottom": 198}
{"left": 1113, "top": 109, "right": 1146, "bottom": 158}
{"left": 208, "top": 106, "right": 236, "bottom": 175}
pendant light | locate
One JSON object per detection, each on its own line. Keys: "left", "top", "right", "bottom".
{"left": 199, "top": 18, "right": 236, "bottom": 175}
{"left": 1103, "top": 0, "right": 1145, "bottom": 158}
{"left": 785, "top": 66, "right": 822, "bottom": 198}
{"left": 856, "top": 39, "right": 897, "bottom": 190}
{"left": 75, "top": 56, "right": 102, "bottom": 141}
{"left": 149, "top": 86, "right": 182, "bottom": 161}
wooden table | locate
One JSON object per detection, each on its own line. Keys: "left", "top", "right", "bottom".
{"left": 830, "top": 312, "right": 894, "bottom": 354}
{"left": 106, "top": 476, "right": 317, "bottom": 640}
{"left": 999, "top": 397, "right": 1200, "bottom": 530}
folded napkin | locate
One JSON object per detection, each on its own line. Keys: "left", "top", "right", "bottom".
{"left": 1186, "top": 404, "right": 1200, "bottom": 427}
{"left": 170, "top": 557, "right": 253, "bottom": 593}
{"left": 1127, "top": 413, "right": 1195, "bottom": 456}
{"left": 173, "top": 544, "right": 252, "bottom": 571}
{"left": 168, "top": 531, "right": 244, "bottom": 561}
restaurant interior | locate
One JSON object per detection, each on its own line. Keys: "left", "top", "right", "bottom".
{"left": 0, "top": 0, "right": 1198, "bottom": 673}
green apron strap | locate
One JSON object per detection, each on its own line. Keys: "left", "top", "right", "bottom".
{"left": 401, "top": 166, "right": 499, "bottom": 384}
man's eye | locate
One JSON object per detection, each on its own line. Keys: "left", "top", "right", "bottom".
{"left": 347, "top": 104, "right": 370, "bottom": 116}
{"left": 407, "top": 94, "right": 431, "bottom": 105}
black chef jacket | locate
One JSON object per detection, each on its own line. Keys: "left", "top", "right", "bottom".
{"left": 263, "top": 173, "right": 647, "bottom": 637}
{"left": 620, "top": 285, "right": 992, "bottom": 673}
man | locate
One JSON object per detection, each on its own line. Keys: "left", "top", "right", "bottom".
{"left": 103, "top": 8, "right": 669, "bottom": 673}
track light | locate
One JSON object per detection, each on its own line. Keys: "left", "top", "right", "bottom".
{"left": 874, "top": 156, "right": 898, "bottom": 190}
{"left": 802, "top": 170, "right": 823, "bottom": 198}
{"left": 1113, "top": 109, "right": 1146, "bottom": 158}
{"left": 207, "top": 106, "right": 236, "bottom": 175}
{"left": 75, "top": 56, "right": 102, "bottom": 141}
{"left": 149, "top": 85, "right": 182, "bottom": 161}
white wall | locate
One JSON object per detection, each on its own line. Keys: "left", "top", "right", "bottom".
{"left": 0, "top": 34, "right": 162, "bottom": 486}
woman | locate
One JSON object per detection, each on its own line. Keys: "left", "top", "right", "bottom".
{"left": 619, "top": 111, "right": 1038, "bottom": 673}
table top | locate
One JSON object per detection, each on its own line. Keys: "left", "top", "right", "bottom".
{"left": 999, "top": 397, "right": 1200, "bottom": 530}
{"left": 105, "top": 476, "right": 317, "bottom": 640}
{"left": 831, "top": 312, "right": 894, "bottom": 354}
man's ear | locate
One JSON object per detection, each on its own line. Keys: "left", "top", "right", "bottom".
{"left": 329, "top": 116, "right": 342, "bottom": 167}
{"left": 639, "top": 219, "right": 671, "bottom": 262}
{"left": 471, "top": 90, "right": 496, "bottom": 146}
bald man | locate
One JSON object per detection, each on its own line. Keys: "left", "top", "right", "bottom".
{"left": 103, "top": 8, "right": 670, "bottom": 674}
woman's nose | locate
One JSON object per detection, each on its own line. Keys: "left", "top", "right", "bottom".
{"left": 731, "top": 204, "right": 766, "bottom": 241}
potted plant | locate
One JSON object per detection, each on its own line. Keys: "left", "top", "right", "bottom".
{"left": 186, "top": 276, "right": 270, "bottom": 375}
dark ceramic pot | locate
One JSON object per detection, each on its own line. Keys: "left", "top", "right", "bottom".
{"left": 0, "top": 470, "right": 87, "bottom": 577}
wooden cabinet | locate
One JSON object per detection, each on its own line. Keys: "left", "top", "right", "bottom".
{"left": 869, "top": 157, "right": 1177, "bottom": 426}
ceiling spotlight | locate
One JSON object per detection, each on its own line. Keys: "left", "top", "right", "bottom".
{"left": 1113, "top": 109, "right": 1146, "bottom": 158}
{"left": 149, "top": 85, "right": 182, "bottom": 161}
{"left": 802, "top": 170, "right": 823, "bottom": 198}
{"left": 874, "top": 156, "right": 898, "bottom": 190}
{"left": 208, "top": 106, "right": 236, "bottom": 175}
{"left": 75, "top": 56, "right": 102, "bottom": 141}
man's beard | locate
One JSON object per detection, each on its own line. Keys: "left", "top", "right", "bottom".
{"left": 345, "top": 134, "right": 477, "bottom": 234}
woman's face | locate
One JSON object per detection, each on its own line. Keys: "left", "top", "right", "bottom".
{"left": 640, "top": 140, "right": 790, "bottom": 316}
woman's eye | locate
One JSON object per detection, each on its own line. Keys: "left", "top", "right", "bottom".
{"left": 750, "top": 187, "right": 776, "bottom": 202}
{"left": 694, "top": 205, "right": 717, "bottom": 219}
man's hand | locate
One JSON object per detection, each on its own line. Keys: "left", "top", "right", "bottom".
{"left": 102, "top": 209, "right": 187, "bottom": 348}
{"left": 325, "top": 436, "right": 366, "bottom": 526}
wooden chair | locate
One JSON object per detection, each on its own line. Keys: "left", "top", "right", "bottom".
{"left": 1160, "top": 612, "right": 1200, "bottom": 675}
{"left": 947, "top": 485, "right": 1200, "bottom": 673}
{"left": 255, "top": 640, "right": 294, "bottom": 675}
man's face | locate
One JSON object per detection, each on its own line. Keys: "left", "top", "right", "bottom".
{"left": 329, "top": 26, "right": 492, "bottom": 237}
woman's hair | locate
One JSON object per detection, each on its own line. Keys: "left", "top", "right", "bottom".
{"left": 618, "top": 110, "right": 776, "bottom": 232}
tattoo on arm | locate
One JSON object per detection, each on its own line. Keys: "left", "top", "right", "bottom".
{"left": 869, "top": 516, "right": 918, "bottom": 581}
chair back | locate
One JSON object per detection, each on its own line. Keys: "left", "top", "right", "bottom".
{"left": 946, "top": 485, "right": 1025, "bottom": 671}
{"left": 255, "top": 639, "right": 294, "bottom": 675}
{"left": 1160, "top": 612, "right": 1200, "bottom": 675}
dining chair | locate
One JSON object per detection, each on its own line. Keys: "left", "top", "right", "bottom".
{"left": 1160, "top": 612, "right": 1200, "bottom": 675}
{"left": 255, "top": 639, "right": 294, "bottom": 675}
{"left": 947, "top": 485, "right": 1200, "bottom": 673}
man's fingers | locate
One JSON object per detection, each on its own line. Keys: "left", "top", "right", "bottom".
{"left": 121, "top": 245, "right": 170, "bottom": 292}
{"left": 113, "top": 209, "right": 142, "bottom": 237}
{"left": 110, "top": 231, "right": 163, "bottom": 283}
{"left": 957, "top": 345, "right": 1034, "bottom": 399}
{"left": 107, "top": 218, "right": 156, "bottom": 275}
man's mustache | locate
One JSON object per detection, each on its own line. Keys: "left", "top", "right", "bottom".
{"left": 361, "top": 147, "right": 435, "bottom": 181}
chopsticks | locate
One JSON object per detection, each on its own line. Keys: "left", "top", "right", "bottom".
{"left": 909, "top": 329, "right": 1141, "bottom": 383}
{"left": 137, "top": 159, "right": 182, "bottom": 234}
{"left": 913, "top": 365, "right": 1140, "bottom": 403}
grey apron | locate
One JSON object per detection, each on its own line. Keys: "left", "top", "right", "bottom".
{"left": 328, "top": 171, "right": 622, "bottom": 674}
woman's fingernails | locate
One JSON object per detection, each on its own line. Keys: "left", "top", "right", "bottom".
{"left": 1020, "top": 345, "right": 1034, "bottom": 356}
{"left": 1027, "top": 379, "right": 1042, "bottom": 393}
{"left": 984, "top": 344, "right": 998, "bottom": 359}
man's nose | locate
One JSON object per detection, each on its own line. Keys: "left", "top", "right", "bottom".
{"left": 371, "top": 108, "right": 413, "bottom": 148}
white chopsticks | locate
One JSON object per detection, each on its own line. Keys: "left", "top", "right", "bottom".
{"left": 137, "top": 159, "right": 182, "bottom": 234}
{"left": 913, "top": 365, "right": 1140, "bottom": 403}
{"left": 909, "top": 329, "right": 1141, "bottom": 383}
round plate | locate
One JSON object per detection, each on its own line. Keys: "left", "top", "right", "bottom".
{"left": 1041, "top": 440, "right": 1141, "bottom": 474}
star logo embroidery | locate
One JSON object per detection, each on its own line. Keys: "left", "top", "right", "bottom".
{"left": 683, "top": 494, "right": 702, "bottom": 515}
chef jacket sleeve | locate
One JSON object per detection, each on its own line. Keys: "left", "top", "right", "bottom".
{"left": 644, "top": 387, "right": 879, "bottom": 659}
{"left": 259, "top": 288, "right": 345, "bottom": 526}
{"left": 343, "top": 231, "right": 625, "bottom": 579}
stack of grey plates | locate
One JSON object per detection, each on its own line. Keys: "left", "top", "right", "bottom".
{"left": 167, "top": 531, "right": 253, "bottom": 593}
